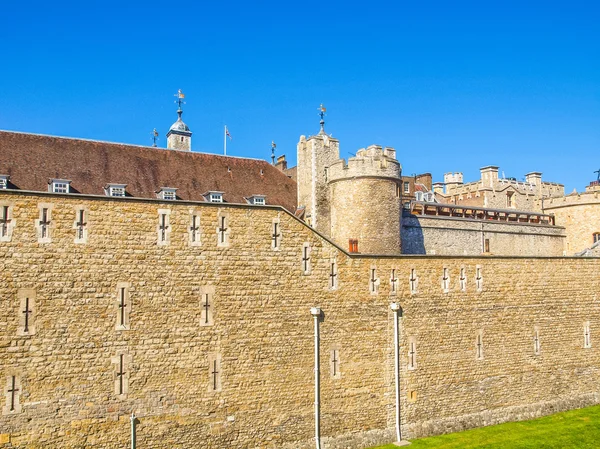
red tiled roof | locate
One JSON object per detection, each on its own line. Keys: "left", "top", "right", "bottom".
{"left": 0, "top": 131, "right": 298, "bottom": 212}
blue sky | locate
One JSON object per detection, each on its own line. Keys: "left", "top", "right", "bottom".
{"left": 1, "top": 1, "right": 598, "bottom": 192}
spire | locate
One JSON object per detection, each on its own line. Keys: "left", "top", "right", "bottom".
{"left": 166, "top": 89, "right": 192, "bottom": 151}
{"left": 318, "top": 104, "right": 326, "bottom": 134}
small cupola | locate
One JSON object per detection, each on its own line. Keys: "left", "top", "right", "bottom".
{"left": 166, "top": 89, "right": 192, "bottom": 151}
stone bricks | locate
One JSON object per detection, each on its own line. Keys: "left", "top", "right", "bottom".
{"left": 0, "top": 191, "right": 599, "bottom": 448}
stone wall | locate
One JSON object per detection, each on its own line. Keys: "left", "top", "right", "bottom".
{"left": 1, "top": 191, "right": 599, "bottom": 448}
{"left": 402, "top": 213, "right": 566, "bottom": 256}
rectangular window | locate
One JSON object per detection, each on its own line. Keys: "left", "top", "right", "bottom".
{"left": 210, "top": 193, "right": 223, "bottom": 203}
{"left": 109, "top": 186, "right": 125, "bottom": 197}
{"left": 403, "top": 182, "right": 410, "bottom": 193}
{"left": 161, "top": 190, "right": 177, "bottom": 201}
{"left": 484, "top": 239, "right": 490, "bottom": 253}
{"left": 253, "top": 197, "right": 265, "bottom": 205}
{"left": 0, "top": 176, "right": 9, "bottom": 189}
{"left": 51, "top": 181, "right": 70, "bottom": 193}
{"left": 593, "top": 233, "right": 600, "bottom": 244}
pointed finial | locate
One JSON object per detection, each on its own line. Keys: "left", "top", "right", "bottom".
{"left": 318, "top": 104, "right": 326, "bottom": 133}
{"left": 174, "top": 89, "right": 186, "bottom": 118}
{"left": 271, "top": 141, "right": 277, "bottom": 165}
{"left": 151, "top": 128, "right": 159, "bottom": 147}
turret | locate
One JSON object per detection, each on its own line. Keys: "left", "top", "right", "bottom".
{"left": 166, "top": 89, "right": 192, "bottom": 151}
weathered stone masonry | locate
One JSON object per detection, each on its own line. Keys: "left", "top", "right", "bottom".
{"left": 1, "top": 191, "right": 599, "bottom": 448}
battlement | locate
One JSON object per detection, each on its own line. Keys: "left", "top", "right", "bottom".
{"left": 444, "top": 172, "right": 464, "bottom": 184}
{"left": 541, "top": 189, "right": 600, "bottom": 209}
{"left": 328, "top": 144, "right": 401, "bottom": 182}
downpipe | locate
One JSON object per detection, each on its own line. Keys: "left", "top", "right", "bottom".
{"left": 311, "top": 307, "right": 322, "bottom": 449}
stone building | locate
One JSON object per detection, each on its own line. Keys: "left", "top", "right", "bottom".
{"left": 1, "top": 104, "right": 599, "bottom": 448}
{"left": 434, "top": 165, "right": 564, "bottom": 211}
{"left": 541, "top": 180, "right": 600, "bottom": 254}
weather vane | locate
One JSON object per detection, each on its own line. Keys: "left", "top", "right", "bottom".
{"left": 318, "top": 104, "right": 326, "bottom": 133}
{"left": 174, "top": 89, "right": 186, "bottom": 110}
{"left": 595, "top": 168, "right": 600, "bottom": 182}
{"left": 271, "top": 141, "right": 277, "bottom": 165}
{"left": 151, "top": 128, "right": 159, "bottom": 147}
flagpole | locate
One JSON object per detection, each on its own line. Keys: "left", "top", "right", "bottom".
{"left": 224, "top": 126, "right": 227, "bottom": 156}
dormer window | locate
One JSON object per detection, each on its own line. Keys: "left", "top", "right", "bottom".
{"left": 247, "top": 195, "right": 266, "bottom": 206}
{"left": 0, "top": 175, "right": 8, "bottom": 189}
{"left": 105, "top": 184, "right": 127, "bottom": 197}
{"left": 415, "top": 191, "right": 424, "bottom": 201}
{"left": 157, "top": 187, "right": 177, "bottom": 201}
{"left": 49, "top": 179, "right": 71, "bottom": 194}
{"left": 204, "top": 191, "right": 224, "bottom": 203}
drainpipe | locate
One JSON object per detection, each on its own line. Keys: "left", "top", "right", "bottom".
{"left": 310, "top": 307, "right": 322, "bottom": 449}
{"left": 390, "top": 302, "right": 402, "bottom": 443}
{"left": 131, "top": 412, "right": 136, "bottom": 449}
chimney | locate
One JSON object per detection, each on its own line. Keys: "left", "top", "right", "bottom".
{"left": 275, "top": 155, "right": 287, "bottom": 171}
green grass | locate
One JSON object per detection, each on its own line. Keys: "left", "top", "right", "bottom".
{"left": 368, "top": 405, "right": 600, "bottom": 449}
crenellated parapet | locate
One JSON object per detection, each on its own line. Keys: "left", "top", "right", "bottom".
{"left": 328, "top": 145, "right": 401, "bottom": 183}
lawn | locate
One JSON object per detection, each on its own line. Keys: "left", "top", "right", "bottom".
{"left": 368, "top": 404, "right": 600, "bottom": 449}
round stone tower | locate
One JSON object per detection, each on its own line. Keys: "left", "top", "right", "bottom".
{"left": 328, "top": 145, "right": 402, "bottom": 254}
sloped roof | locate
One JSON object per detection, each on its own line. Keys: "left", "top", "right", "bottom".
{"left": 0, "top": 130, "right": 297, "bottom": 212}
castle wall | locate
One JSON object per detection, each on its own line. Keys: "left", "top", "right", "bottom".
{"left": 542, "top": 190, "right": 600, "bottom": 254}
{"left": 402, "top": 213, "right": 565, "bottom": 256}
{"left": 1, "top": 191, "right": 599, "bottom": 448}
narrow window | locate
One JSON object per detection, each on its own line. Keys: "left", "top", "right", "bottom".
{"left": 37, "top": 206, "right": 52, "bottom": 242}
{"left": 484, "top": 238, "right": 490, "bottom": 253}
{"left": 395, "top": 184, "right": 401, "bottom": 198}
{"left": 584, "top": 322, "right": 592, "bottom": 349}
{"left": 369, "top": 267, "right": 380, "bottom": 295}
{"left": 200, "top": 286, "right": 215, "bottom": 326}
{"left": 593, "top": 232, "right": 600, "bottom": 244}
{"left": 409, "top": 268, "right": 418, "bottom": 294}
{"left": 329, "top": 259, "right": 338, "bottom": 290}
{"left": 302, "top": 243, "right": 311, "bottom": 274}
{"left": 441, "top": 267, "right": 450, "bottom": 292}
{"left": 476, "top": 330, "right": 484, "bottom": 360}
{"left": 403, "top": 181, "right": 410, "bottom": 193}
{"left": 189, "top": 212, "right": 201, "bottom": 245}
{"left": 3, "top": 375, "right": 22, "bottom": 414}
{"left": 459, "top": 267, "right": 467, "bottom": 291}
{"left": 390, "top": 269, "right": 398, "bottom": 295}
{"left": 208, "top": 355, "right": 222, "bottom": 391}
{"left": 74, "top": 208, "right": 88, "bottom": 243}
{"left": 0, "top": 205, "right": 14, "bottom": 241}
{"left": 217, "top": 213, "right": 230, "bottom": 247}
{"left": 157, "top": 211, "right": 170, "bottom": 245}
{"left": 112, "top": 353, "right": 130, "bottom": 397}
{"left": 408, "top": 337, "right": 417, "bottom": 370}
{"left": 271, "top": 219, "right": 281, "bottom": 250}
{"left": 475, "top": 266, "right": 483, "bottom": 291}
{"left": 115, "top": 283, "right": 131, "bottom": 330}
{"left": 533, "top": 327, "right": 541, "bottom": 355}
{"left": 330, "top": 348, "right": 341, "bottom": 379}
{"left": 17, "top": 289, "right": 36, "bottom": 336}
